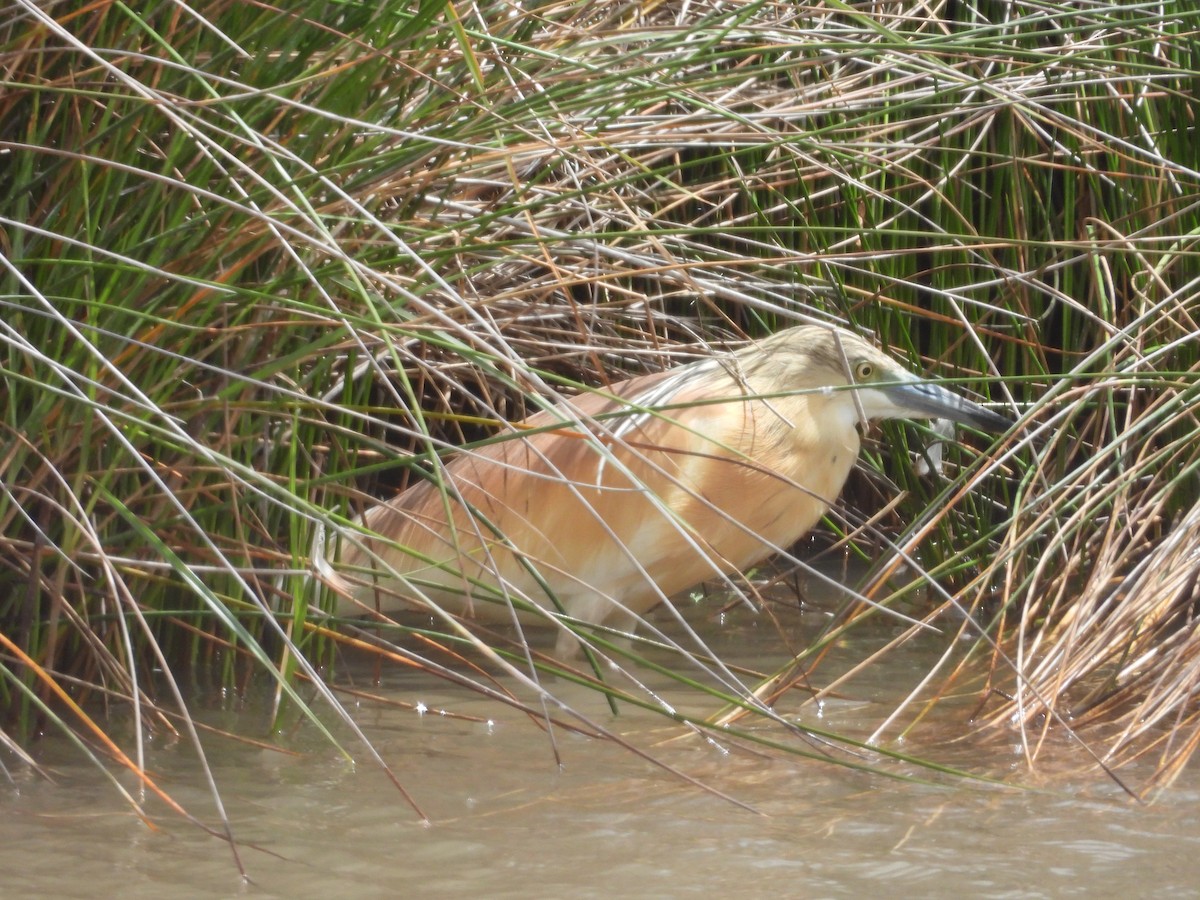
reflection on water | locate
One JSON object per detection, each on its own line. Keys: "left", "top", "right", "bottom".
{"left": 2, "top": 589, "right": 1199, "bottom": 898}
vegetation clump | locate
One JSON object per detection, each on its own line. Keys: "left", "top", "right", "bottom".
{"left": 1, "top": 0, "right": 1198, "bottom": 833}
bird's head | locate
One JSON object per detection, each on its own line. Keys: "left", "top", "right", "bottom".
{"left": 762, "top": 325, "right": 1011, "bottom": 433}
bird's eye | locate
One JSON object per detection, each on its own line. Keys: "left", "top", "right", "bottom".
{"left": 854, "top": 361, "right": 874, "bottom": 381}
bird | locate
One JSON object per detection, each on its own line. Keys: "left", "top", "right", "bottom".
{"left": 331, "top": 323, "right": 1010, "bottom": 657}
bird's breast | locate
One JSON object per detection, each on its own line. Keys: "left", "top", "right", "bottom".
{"left": 622, "top": 392, "right": 861, "bottom": 583}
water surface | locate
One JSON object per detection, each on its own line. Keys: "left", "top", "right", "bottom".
{"left": 3, "top": 591, "right": 1197, "bottom": 897}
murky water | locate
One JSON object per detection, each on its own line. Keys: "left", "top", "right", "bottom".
{"left": 3, "top": 590, "right": 1199, "bottom": 898}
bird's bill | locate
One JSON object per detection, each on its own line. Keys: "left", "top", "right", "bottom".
{"left": 885, "top": 380, "right": 1012, "bottom": 433}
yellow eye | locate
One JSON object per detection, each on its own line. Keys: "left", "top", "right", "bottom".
{"left": 854, "top": 360, "right": 874, "bottom": 381}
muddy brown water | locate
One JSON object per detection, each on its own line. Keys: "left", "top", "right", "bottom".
{"left": 3, "top": 587, "right": 1199, "bottom": 898}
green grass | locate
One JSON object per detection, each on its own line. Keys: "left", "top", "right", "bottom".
{"left": 2, "top": 0, "right": 1199, "bottom": 849}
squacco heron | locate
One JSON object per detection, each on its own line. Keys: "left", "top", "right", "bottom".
{"left": 333, "top": 324, "right": 1009, "bottom": 655}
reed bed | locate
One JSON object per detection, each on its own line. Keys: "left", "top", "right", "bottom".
{"left": 1, "top": 0, "right": 1198, "bottom": 846}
